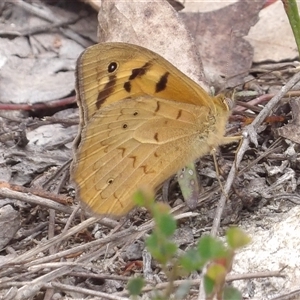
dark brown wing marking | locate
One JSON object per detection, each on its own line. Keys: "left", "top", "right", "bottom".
{"left": 176, "top": 109, "right": 182, "bottom": 120}
{"left": 129, "top": 62, "right": 152, "bottom": 80}
{"left": 96, "top": 75, "right": 117, "bottom": 109}
{"left": 129, "top": 155, "right": 137, "bottom": 167}
{"left": 124, "top": 81, "right": 131, "bottom": 92}
{"left": 155, "top": 72, "right": 169, "bottom": 93}
{"left": 122, "top": 61, "right": 153, "bottom": 95}
{"left": 155, "top": 101, "right": 160, "bottom": 112}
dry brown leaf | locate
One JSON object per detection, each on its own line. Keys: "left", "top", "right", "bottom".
{"left": 181, "top": 0, "right": 265, "bottom": 89}
{"left": 0, "top": 5, "right": 84, "bottom": 105}
{"left": 97, "top": 0, "right": 209, "bottom": 90}
{"left": 83, "top": 0, "right": 184, "bottom": 12}
{"left": 0, "top": 54, "right": 76, "bottom": 104}
{"left": 0, "top": 205, "right": 21, "bottom": 249}
{"left": 277, "top": 98, "right": 300, "bottom": 144}
{"left": 246, "top": 1, "right": 298, "bottom": 63}
{"left": 183, "top": 0, "right": 234, "bottom": 13}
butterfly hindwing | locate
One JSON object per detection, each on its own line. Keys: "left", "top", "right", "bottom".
{"left": 73, "top": 96, "right": 229, "bottom": 216}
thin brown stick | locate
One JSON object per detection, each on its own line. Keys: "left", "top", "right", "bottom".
{"left": 0, "top": 185, "right": 72, "bottom": 214}
{"left": 45, "top": 282, "right": 129, "bottom": 300}
{"left": 116, "top": 269, "right": 284, "bottom": 296}
{"left": 270, "top": 288, "right": 300, "bottom": 300}
{"left": 0, "top": 181, "right": 71, "bottom": 205}
{"left": 0, "top": 96, "right": 75, "bottom": 111}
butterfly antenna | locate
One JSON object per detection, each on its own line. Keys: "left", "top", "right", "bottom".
{"left": 212, "top": 148, "right": 229, "bottom": 200}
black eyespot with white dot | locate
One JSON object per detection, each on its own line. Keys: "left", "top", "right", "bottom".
{"left": 122, "top": 123, "right": 128, "bottom": 129}
{"left": 108, "top": 62, "right": 118, "bottom": 73}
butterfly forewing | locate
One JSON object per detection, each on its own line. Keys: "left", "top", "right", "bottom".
{"left": 75, "top": 42, "right": 221, "bottom": 124}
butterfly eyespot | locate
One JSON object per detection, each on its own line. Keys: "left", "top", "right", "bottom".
{"left": 133, "top": 111, "right": 138, "bottom": 116}
{"left": 122, "top": 123, "right": 128, "bottom": 129}
{"left": 107, "top": 178, "right": 114, "bottom": 184}
{"left": 108, "top": 62, "right": 118, "bottom": 73}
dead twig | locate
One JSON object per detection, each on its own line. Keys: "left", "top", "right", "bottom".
{"left": 0, "top": 96, "right": 75, "bottom": 111}
{"left": 0, "top": 181, "right": 71, "bottom": 206}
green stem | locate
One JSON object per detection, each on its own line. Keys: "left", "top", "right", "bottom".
{"left": 282, "top": 0, "right": 300, "bottom": 56}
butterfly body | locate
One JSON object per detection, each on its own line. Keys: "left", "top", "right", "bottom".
{"left": 72, "top": 42, "right": 231, "bottom": 216}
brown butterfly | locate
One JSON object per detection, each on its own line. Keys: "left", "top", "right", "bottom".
{"left": 72, "top": 42, "right": 233, "bottom": 217}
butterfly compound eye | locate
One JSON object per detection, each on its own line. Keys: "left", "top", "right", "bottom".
{"left": 108, "top": 62, "right": 118, "bottom": 73}
{"left": 224, "top": 97, "right": 234, "bottom": 110}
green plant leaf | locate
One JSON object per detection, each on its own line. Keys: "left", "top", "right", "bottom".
{"left": 146, "top": 233, "right": 161, "bottom": 259}
{"left": 204, "top": 264, "right": 226, "bottom": 297}
{"left": 223, "top": 286, "right": 242, "bottom": 300}
{"left": 146, "top": 234, "right": 177, "bottom": 264}
{"left": 197, "top": 235, "right": 227, "bottom": 261}
{"left": 226, "top": 227, "right": 250, "bottom": 249}
{"left": 203, "top": 274, "right": 215, "bottom": 296}
{"left": 206, "top": 264, "right": 226, "bottom": 282}
{"left": 133, "top": 188, "right": 155, "bottom": 208}
{"left": 179, "top": 248, "right": 205, "bottom": 272}
{"left": 174, "top": 280, "right": 192, "bottom": 299}
{"left": 127, "top": 277, "right": 145, "bottom": 296}
{"left": 156, "top": 213, "right": 176, "bottom": 237}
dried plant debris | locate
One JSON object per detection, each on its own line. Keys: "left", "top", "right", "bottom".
{"left": 277, "top": 98, "right": 300, "bottom": 144}
{"left": 0, "top": 1, "right": 97, "bottom": 105}
{"left": 83, "top": 0, "right": 185, "bottom": 12}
